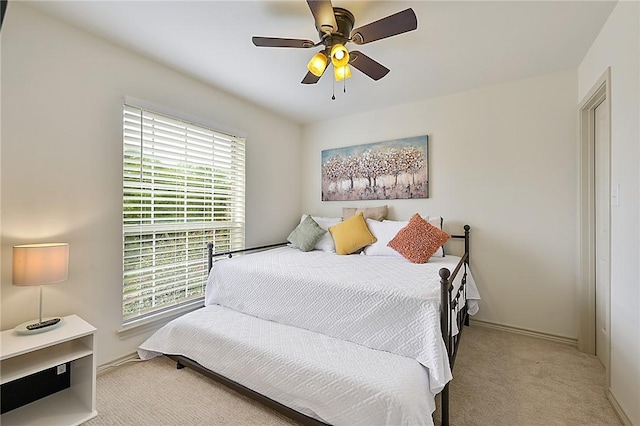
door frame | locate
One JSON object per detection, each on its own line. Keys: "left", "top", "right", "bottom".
{"left": 578, "top": 68, "right": 611, "bottom": 383}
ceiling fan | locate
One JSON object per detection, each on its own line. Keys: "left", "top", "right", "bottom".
{"left": 252, "top": 0, "right": 417, "bottom": 85}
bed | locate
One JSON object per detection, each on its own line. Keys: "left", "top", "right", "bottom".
{"left": 139, "top": 219, "right": 479, "bottom": 426}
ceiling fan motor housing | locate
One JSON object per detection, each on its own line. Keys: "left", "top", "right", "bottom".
{"left": 317, "top": 7, "right": 354, "bottom": 47}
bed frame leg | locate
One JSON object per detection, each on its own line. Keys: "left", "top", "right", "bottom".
{"left": 441, "top": 384, "right": 450, "bottom": 426}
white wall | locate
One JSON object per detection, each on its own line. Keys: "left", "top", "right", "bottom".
{"left": 302, "top": 70, "right": 579, "bottom": 339}
{"left": 0, "top": 3, "right": 302, "bottom": 365}
{"left": 578, "top": 2, "right": 640, "bottom": 424}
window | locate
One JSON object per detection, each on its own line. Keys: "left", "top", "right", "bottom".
{"left": 122, "top": 104, "right": 245, "bottom": 323}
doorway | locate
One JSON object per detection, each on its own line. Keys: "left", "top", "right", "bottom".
{"left": 578, "top": 68, "right": 611, "bottom": 379}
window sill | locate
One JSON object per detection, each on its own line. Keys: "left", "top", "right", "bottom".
{"left": 117, "top": 300, "right": 204, "bottom": 340}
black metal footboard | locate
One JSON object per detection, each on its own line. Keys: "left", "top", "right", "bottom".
{"left": 439, "top": 224, "right": 471, "bottom": 426}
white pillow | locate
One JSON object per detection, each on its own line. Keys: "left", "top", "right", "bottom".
{"left": 363, "top": 219, "right": 407, "bottom": 257}
{"left": 427, "top": 216, "right": 445, "bottom": 257}
{"left": 301, "top": 215, "right": 342, "bottom": 252}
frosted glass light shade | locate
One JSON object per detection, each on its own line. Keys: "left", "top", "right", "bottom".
{"left": 13, "top": 243, "right": 69, "bottom": 286}
{"left": 307, "top": 52, "right": 328, "bottom": 77}
{"left": 330, "top": 44, "right": 349, "bottom": 68}
{"left": 334, "top": 65, "right": 352, "bottom": 81}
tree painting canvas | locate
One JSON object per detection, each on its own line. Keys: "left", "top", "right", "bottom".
{"left": 321, "top": 135, "right": 428, "bottom": 201}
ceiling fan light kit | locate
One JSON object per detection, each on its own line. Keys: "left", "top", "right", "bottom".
{"left": 252, "top": 0, "right": 417, "bottom": 91}
{"left": 330, "top": 43, "right": 349, "bottom": 68}
{"left": 334, "top": 64, "right": 351, "bottom": 81}
{"left": 307, "top": 51, "right": 328, "bottom": 77}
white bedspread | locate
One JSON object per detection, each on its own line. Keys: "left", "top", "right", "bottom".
{"left": 139, "top": 305, "right": 436, "bottom": 426}
{"left": 204, "top": 247, "right": 480, "bottom": 394}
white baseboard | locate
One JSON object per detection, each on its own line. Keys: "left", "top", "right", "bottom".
{"left": 608, "top": 390, "right": 634, "bottom": 426}
{"left": 469, "top": 319, "right": 578, "bottom": 346}
{"left": 97, "top": 352, "right": 140, "bottom": 376}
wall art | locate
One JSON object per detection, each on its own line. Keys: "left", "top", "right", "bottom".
{"left": 321, "top": 135, "right": 428, "bottom": 201}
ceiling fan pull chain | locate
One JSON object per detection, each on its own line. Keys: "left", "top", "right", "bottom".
{"left": 332, "top": 77, "right": 336, "bottom": 100}
{"left": 343, "top": 77, "right": 346, "bottom": 93}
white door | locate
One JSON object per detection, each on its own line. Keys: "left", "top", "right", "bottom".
{"left": 594, "top": 97, "right": 610, "bottom": 370}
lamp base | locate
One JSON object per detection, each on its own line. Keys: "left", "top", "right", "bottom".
{"left": 15, "top": 317, "right": 62, "bottom": 335}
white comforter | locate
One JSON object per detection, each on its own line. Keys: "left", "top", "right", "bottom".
{"left": 139, "top": 305, "right": 436, "bottom": 426}
{"left": 204, "top": 247, "right": 480, "bottom": 394}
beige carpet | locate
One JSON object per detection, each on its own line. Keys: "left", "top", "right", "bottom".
{"left": 86, "top": 325, "right": 622, "bottom": 425}
{"left": 435, "top": 325, "right": 621, "bottom": 426}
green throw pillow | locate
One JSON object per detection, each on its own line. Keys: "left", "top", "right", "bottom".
{"left": 287, "top": 215, "right": 327, "bottom": 252}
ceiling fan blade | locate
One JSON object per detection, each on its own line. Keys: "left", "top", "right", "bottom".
{"left": 307, "top": 0, "right": 338, "bottom": 34}
{"left": 301, "top": 71, "right": 322, "bottom": 85}
{"left": 252, "top": 36, "right": 315, "bottom": 48}
{"left": 350, "top": 8, "right": 417, "bottom": 45}
{"left": 349, "top": 51, "right": 390, "bottom": 81}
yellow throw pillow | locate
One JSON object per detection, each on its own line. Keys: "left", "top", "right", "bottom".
{"left": 329, "top": 212, "right": 377, "bottom": 255}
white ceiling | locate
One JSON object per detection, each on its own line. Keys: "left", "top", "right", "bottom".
{"left": 25, "top": 1, "right": 616, "bottom": 124}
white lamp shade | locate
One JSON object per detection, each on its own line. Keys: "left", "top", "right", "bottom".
{"left": 13, "top": 243, "right": 69, "bottom": 286}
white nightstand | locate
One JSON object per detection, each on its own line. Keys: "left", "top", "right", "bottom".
{"left": 0, "top": 315, "right": 97, "bottom": 425}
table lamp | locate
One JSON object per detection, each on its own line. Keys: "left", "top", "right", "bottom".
{"left": 12, "top": 243, "right": 69, "bottom": 334}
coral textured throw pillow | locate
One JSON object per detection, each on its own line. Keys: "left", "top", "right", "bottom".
{"left": 387, "top": 214, "right": 451, "bottom": 263}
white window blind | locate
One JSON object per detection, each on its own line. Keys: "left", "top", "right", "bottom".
{"left": 122, "top": 104, "right": 245, "bottom": 322}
